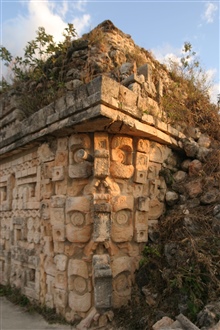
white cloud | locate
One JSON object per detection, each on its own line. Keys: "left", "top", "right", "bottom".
{"left": 202, "top": 2, "right": 218, "bottom": 23}
{"left": 205, "top": 69, "right": 220, "bottom": 104}
{"left": 209, "top": 82, "right": 220, "bottom": 104}
{"left": 2, "top": 0, "right": 91, "bottom": 59}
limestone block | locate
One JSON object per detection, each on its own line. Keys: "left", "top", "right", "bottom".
{"left": 41, "top": 180, "right": 53, "bottom": 199}
{"left": 37, "top": 143, "right": 55, "bottom": 163}
{"left": 112, "top": 196, "right": 134, "bottom": 212}
{"left": 137, "top": 196, "right": 149, "bottom": 212}
{"left": 44, "top": 236, "right": 54, "bottom": 256}
{"left": 137, "top": 63, "right": 152, "bottom": 83}
{"left": 68, "top": 259, "right": 89, "bottom": 278}
{"left": 69, "top": 291, "right": 91, "bottom": 313}
{"left": 148, "top": 178, "right": 162, "bottom": 198}
{"left": 112, "top": 257, "right": 132, "bottom": 308}
{"left": 111, "top": 209, "right": 133, "bottom": 243}
{"left": 94, "top": 203, "right": 111, "bottom": 213}
{"left": 51, "top": 195, "right": 66, "bottom": 208}
{"left": 128, "top": 82, "right": 141, "bottom": 94}
{"left": 93, "top": 254, "right": 112, "bottom": 309}
{"left": 55, "top": 271, "right": 67, "bottom": 290}
{"left": 119, "top": 85, "right": 137, "bottom": 109}
{"left": 111, "top": 136, "right": 133, "bottom": 158}
{"left": 40, "top": 200, "right": 50, "bottom": 220}
{"left": 55, "top": 151, "right": 68, "bottom": 166}
{"left": 68, "top": 273, "right": 91, "bottom": 293}
{"left": 134, "top": 211, "right": 148, "bottom": 242}
{"left": 93, "top": 212, "right": 111, "bottom": 242}
{"left": 94, "top": 132, "right": 109, "bottom": 158}
{"left": 136, "top": 152, "right": 149, "bottom": 169}
{"left": 110, "top": 136, "right": 134, "bottom": 178}
{"left": 134, "top": 152, "right": 149, "bottom": 183}
{"left": 69, "top": 134, "right": 91, "bottom": 151}
{"left": 94, "top": 158, "right": 110, "bottom": 178}
{"left": 52, "top": 166, "right": 65, "bottom": 181}
{"left": 54, "top": 254, "right": 68, "bottom": 271}
{"left": 66, "top": 221, "right": 91, "bottom": 243}
{"left": 50, "top": 208, "right": 65, "bottom": 225}
{"left": 57, "top": 137, "right": 68, "bottom": 151}
{"left": 148, "top": 162, "right": 161, "bottom": 179}
{"left": 27, "top": 229, "right": 34, "bottom": 243}
{"left": 54, "top": 241, "right": 65, "bottom": 254}
{"left": 66, "top": 196, "right": 91, "bottom": 214}
{"left": 53, "top": 175, "right": 66, "bottom": 193}
{"left": 66, "top": 196, "right": 92, "bottom": 243}
{"left": 52, "top": 225, "right": 65, "bottom": 242}
{"left": 54, "top": 288, "right": 67, "bottom": 309}
{"left": 149, "top": 143, "right": 165, "bottom": 163}
{"left": 148, "top": 198, "right": 165, "bottom": 219}
{"left": 64, "top": 242, "right": 76, "bottom": 257}
{"left": 33, "top": 230, "right": 41, "bottom": 244}
{"left": 68, "top": 163, "right": 92, "bottom": 179}
{"left": 46, "top": 274, "right": 55, "bottom": 294}
{"left": 137, "top": 138, "right": 150, "bottom": 153}
{"left": 68, "top": 134, "right": 92, "bottom": 179}
{"left": 44, "top": 257, "right": 56, "bottom": 276}
{"left": 111, "top": 256, "right": 131, "bottom": 277}
{"left": 110, "top": 163, "right": 134, "bottom": 179}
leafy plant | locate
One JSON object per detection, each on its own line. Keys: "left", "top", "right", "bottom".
{"left": 0, "top": 23, "right": 77, "bottom": 114}
{"left": 139, "top": 244, "right": 161, "bottom": 267}
{"left": 0, "top": 23, "right": 76, "bottom": 83}
{"left": 161, "top": 42, "right": 219, "bottom": 138}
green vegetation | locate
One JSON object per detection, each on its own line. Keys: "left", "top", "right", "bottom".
{"left": 0, "top": 24, "right": 76, "bottom": 115}
{"left": 161, "top": 42, "right": 219, "bottom": 139}
{"left": 1, "top": 24, "right": 76, "bottom": 83}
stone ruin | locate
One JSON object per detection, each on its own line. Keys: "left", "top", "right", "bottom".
{"left": 0, "top": 30, "right": 189, "bottom": 326}
{"left": 0, "top": 73, "right": 185, "bottom": 325}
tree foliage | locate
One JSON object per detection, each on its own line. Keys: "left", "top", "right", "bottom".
{"left": 0, "top": 23, "right": 76, "bottom": 84}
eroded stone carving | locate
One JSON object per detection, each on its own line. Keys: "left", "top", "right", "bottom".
{"left": 0, "top": 131, "right": 171, "bottom": 325}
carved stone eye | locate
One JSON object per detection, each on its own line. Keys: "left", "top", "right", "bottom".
{"left": 73, "top": 149, "right": 88, "bottom": 163}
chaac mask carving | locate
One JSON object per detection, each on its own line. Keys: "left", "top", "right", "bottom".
{"left": 0, "top": 132, "right": 171, "bottom": 322}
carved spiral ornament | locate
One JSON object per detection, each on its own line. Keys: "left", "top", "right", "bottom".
{"left": 70, "top": 211, "right": 85, "bottom": 227}
{"left": 117, "top": 149, "right": 126, "bottom": 164}
{"left": 115, "top": 209, "right": 130, "bottom": 225}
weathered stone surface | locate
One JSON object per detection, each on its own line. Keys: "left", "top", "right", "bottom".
{"left": 0, "top": 27, "right": 202, "bottom": 327}
{"left": 173, "top": 171, "right": 187, "bottom": 183}
{"left": 152, "top": 316, "right": 174, "bottom": 330}
{"left": 185, "top": 180, "right": 203, "bottom": 199}
{"left": 200, "top": 189, "right": 219, "bottom": 204}
{"left": 165, "top": 191, "right": 179, "bottom": 206}
{"left": 182, "top": 138, "right": 199, "bottom": 157}
{"left": 188, "top": 159, "right": 203, "bottom": 176}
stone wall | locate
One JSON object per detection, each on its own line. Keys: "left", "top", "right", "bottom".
{"left": 0, "top": 75, "right": 184, "bottom": 325}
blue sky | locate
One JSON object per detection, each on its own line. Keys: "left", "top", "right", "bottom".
{"left": 1, "top": 0, "right": 219, "bottom": 103}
